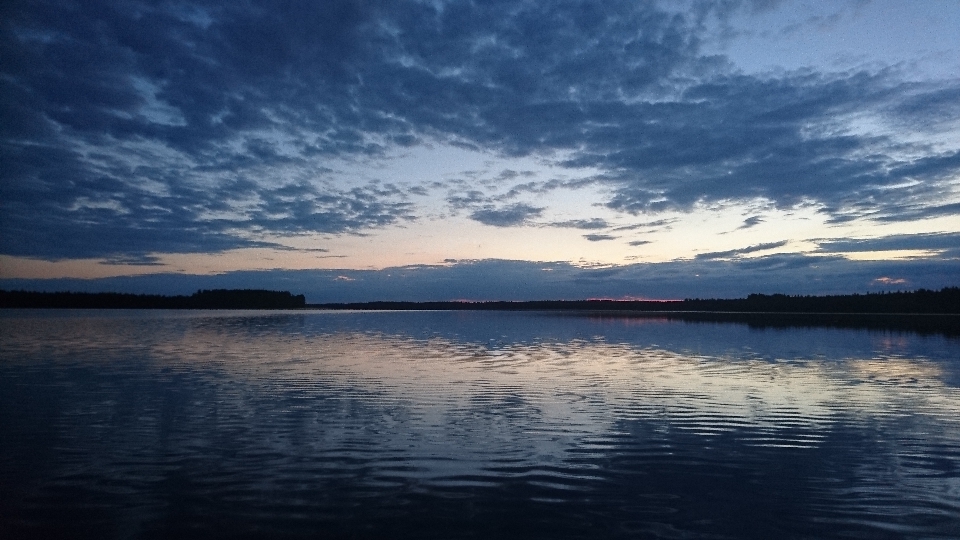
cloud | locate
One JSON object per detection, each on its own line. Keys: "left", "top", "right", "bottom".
{"left": 469, "top": 204, "right": 543, "bottom": 227}
{"left": 694, "top": 241, "right": 789, "bottom": 260}
{"left": 612, "top": 219, "right": 678, "bottom": 232}
{"left": 738, "top": 216, "right": 764, "bottom": 229}
{"left": 889, "top": 86, "right": 960, "bottom": 132}
{"left": 594, "top": 72, "right": 959, "bottom": 216}
{"left": 547, "top": 219, "right": 610, "bottom": 230}
{"left": 1, "top": 0, "right": 958, "bottom": 261}
{"left": 815, "top": 232, "right": 960, "bottom": 255}
{"left": 628, "top": 240, "right": 652, "bottom": 246}
{"left": 583, "top": 234, "right": 618, "bottom": 242}
{"left": 98, "top": 254, "right": 165, "bottom": 266}
{"left": 0, "top": 155, "right": 415, "bottom": 258}
{"left": 446, "top": 190, "right": 489, "bottom": 211}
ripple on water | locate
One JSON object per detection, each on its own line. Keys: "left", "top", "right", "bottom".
{"left": 1, "top": 310, "right": 959, "bottom": 539}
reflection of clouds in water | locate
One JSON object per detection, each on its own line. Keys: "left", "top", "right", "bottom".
{"left": 3, "top": 310, "right": 960, "bottom": 535}
{"left": 5, "top": 312, "right": 957, "bottom": 447}
{"left": 143, "top": 323, "right": 960, "bottom": 451}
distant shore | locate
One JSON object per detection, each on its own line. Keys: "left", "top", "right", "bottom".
{"left": 310, "top": 288, "right": 959, "bottom": 315}
{"left": 0, "top": 289, "right": 306, "bottom": 310}
{"left": 3, "top": 287, "right": 958, "bottom": 335}
{"left": 307, "top": 291, "right": 960, "bottom": 336}
{"left": 2, "top": 287, "right": 957, "bottom": 313}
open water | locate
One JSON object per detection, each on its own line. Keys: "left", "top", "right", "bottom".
{"left": 1, "top": 309, "right": 959, "bottom": 539}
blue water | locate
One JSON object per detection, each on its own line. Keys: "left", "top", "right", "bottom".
{"left": 2, "top": 309, "right": 959, "bottom": 539}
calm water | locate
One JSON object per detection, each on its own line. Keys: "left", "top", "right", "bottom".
{"left": 2, "top": 310, "right": 959, "bottom": 539}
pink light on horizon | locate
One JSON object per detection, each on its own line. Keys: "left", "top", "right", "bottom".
{"left": 584, "top": 296, "right": 682, "bottom": 302}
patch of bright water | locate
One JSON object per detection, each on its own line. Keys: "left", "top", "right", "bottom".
{"left": 1, "top": 310, "right": 959, "bottom": 539}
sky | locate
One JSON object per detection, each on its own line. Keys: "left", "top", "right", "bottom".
{"left": 1, "top": 0, "right": 959, "bottom": 301}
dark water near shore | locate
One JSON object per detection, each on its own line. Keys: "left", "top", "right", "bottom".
{"left": 2, "top": 309, "right": 959, "bottom": 539}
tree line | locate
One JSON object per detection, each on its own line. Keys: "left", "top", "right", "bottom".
{"left": 0, "top": 289, "right": 306, "bottom": 309}
{"left": 2, "top": 287, "right": 957, "bottom": 313}
{"left": 314, "top": 287, "right": 959, "bottom": 314}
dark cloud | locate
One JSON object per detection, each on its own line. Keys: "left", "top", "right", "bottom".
{"left": 628, "top": 240, "right": 652, "bottom": 246}
{"left": 612, "top": 219, "right": 678, "bottom": 232}
{"left": 591, "top": 71, "right": 956, "bottom": 216}
{"left": 815, "top": 232, "right": 960, "bottom": 255}
{"left": 875, "top": 202, "right": 960, "bottom": 223}
{"left": 0, "top": 153, "right": 415, "bottom": 258}
{"left": 738, "top": 216, "right": 764, "bottom": 229}
{"left": 694, "top": 241, "right": 789, "bottom": 260}
{"left": 1, "top": 0, "right": 958, "bottom": 260}
{"left": 583, "top": 234, "right": 618, "bottom": 242}
{"left": 446, "top": 190, "right": 489, "bottom": 210}
{"left": 99, "top": 254, "right": 165, "bottom": 266}
{"left": 469, "top": 204, "right": 543, "bottom": 227}
{"left": 547, "top": 219, "right": 610, "bottom": 230}
{"left": 889, "top": 86, "right": 960, "bottom": 131}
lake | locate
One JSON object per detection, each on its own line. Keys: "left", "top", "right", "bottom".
{"left": 2, "top": 309, "right": 959, "bottom": 539}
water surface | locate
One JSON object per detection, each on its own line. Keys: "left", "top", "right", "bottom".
{"left": 2, "top": 310, "right": 959, "bottom": 539}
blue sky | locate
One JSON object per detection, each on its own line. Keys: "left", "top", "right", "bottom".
{"left": 1, "top": 0, "right": 959, "bottom": 301}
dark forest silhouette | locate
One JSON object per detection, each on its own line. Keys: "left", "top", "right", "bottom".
{"left": 313, "top": 288, "right": 960, "bottom": 336}
{"left": 3, "top": 287, "right": 957, "bottom": 335}
{"left": 2, "top": 287, "right": 957, "bottom": 314}
{"left": 0, "top": 289, "right": 306, "bottom": 309}
{"left": 313, "top": 287, "right": 959, "bottom": 314}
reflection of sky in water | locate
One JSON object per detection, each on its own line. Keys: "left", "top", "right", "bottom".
{"left": 1, "top": 310, "right": 959, "bottom": 538}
